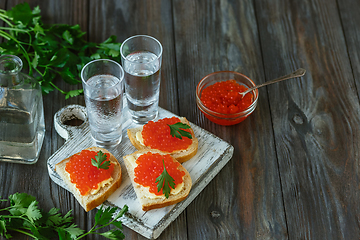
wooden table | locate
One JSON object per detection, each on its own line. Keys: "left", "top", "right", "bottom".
{"left": 1, "top": 0, "right": 359, "bottom": 239}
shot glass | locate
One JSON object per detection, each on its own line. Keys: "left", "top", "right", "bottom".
{"left": 120, "top": 35, "right": 163, "bottom": 124}
{"left": 81, "top": 59, "right": 124, "bottom": 147}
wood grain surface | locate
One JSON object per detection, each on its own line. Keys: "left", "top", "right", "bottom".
{"left": 0, "top": 0, "right": 359, "bottom": 239}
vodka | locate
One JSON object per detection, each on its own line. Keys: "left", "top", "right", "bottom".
{"left": 123, "top": 51, "right": 161, "bottom": 123}
{"left": 84, "top": 74, "right": 123, "bottom": 146}
{"left": 0, "top": 89, "right": 45, "bottom": 163}
{"left": 0, "top": 55, "right": 45, "bottom": 164}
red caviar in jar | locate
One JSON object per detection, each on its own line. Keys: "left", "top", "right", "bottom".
{"left": 142, "top": 117, "right": 192, "bottom": 152}
{"left": 65, "top": 150, "right": 114, "bottom": 196}
{"left": 200, "top": 80, "right": 253, "bottom": 114}
{"left": 134, "top": 152, "right": 185, "bottom": 196}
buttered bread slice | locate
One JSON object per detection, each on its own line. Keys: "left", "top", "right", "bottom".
{"left": 127, "top": 117, "right": 198, "bottom": 163}
{"left": 55, "top": 147, "right": 122, "bottom": 212}
{"left": 123, "top": 149, "right": 192, "bottom": 211}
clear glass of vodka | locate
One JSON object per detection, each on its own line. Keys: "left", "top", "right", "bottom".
{"left": 81, "top": 59, "right": 125, "bottom": 147}
{"left": 120, "top": 35, "right": 163, "bottom": 124}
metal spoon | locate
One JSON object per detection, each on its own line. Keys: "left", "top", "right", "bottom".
{"left": 239, "top": 68, "right": 306, "bottom": 98}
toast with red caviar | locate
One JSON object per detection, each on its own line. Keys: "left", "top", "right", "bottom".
{"left": 55, "top": 147, "right": 122, "bottom": 212}
{"left": 123, "top": 149, "right": 192, "bottom": 211}
{"left": 127, "top": 117, "right": 198, "bottom": 163}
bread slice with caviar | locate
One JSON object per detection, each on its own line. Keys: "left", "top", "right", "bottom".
{"left": 127, "top": 117, "right": 198, "bottom": 163}
{"left": 55, "top": 147, "right": 122, "bottom": 212}
{"left": 123, "top": 149, "right": 192, "bottom": 211}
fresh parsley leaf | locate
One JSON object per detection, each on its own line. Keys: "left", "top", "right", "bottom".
{"left": 155, "top": 159, "right": 175, "bottom": 198}
{"left": 62, "top": 210, "right": 75, "bottom": 224}
{"left": 91, "top": 150, "right": 111, "bottom": 170}
{"left": 40, "top": 81, "right": 55, "bottom": 94}
{"left": 65, "top": 89, "right": 83, "bottom": 100}
{"left": 90, "top": 52, "right": 101, "bottom": 59}
{"left": 168, "top": 122, "right": 193, "bottom": 140}
{"left": 49, "top": 48, "right": 70, "bottom": 68}
{"left": 25, "top": 201, "right": 42, "bottom": 223}
{"left": 57, "top": 228, "right": 69, "bottom": 240}
{"left": 62, "top": 30, "right": 74, "bottom": 45}
{"left": 64, "top": 223, "right": 84, "bottom": 238}
{"left": 33, "top": 22, "right": 45, "bottom": 38}
{"left": 100, "top": 229, "right": 125, "bottom": 240}
{"left": 8, "top": 192, "right": 37, "bottom": 216}
{"left": 99, "top": 43, "right": 122, "bottom": 57}
{"left": 111, "top": 220, "right": 124, "bottom": 230}
{"left": 114, "top": 205, "right": 128, "bottom": 221}
{"left": 45, "top": 208, "right": 63, "bottom": 226}
{"left": 9, "top": 192, "right": 36, "bottom": 208}
{"left": 31, "top": 51, "right": 40, "bottom": 69}
{"left": 6, "top": 2, "right": 37, "bottom": 27}
{"left": 60, "top": 68, "right": 79, "bottom": 85}
{"left": 94, "top": 205, "right": 117, "bottom": 225}
{"left": 0, "top": 217, "right": 7, "bottom": 237}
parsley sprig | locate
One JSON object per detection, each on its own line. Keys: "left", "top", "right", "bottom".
{"left": 91, "top": 150, "right": 111, "bottom": 170}
{"left": 0, "top": 3, "right": 122, "bottom": 99}
{"left": 0, "top": 192, "right": 128, "bottom": 239}
{"left": 168, "top": 122, "right": 193, "bottom": 140}
{"left": 155, "top": 159, "right": 175, "bottom": 199}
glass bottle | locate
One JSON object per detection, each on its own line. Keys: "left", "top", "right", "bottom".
{"left": 0, "top": 55, "right": 45, "bottom": 164}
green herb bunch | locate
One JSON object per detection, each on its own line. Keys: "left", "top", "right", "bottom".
{"left": 0, "top": 192, "right": 128, "bottom": 239}
{"left": 0, "top": 3, "right": 122, "bottom": 99}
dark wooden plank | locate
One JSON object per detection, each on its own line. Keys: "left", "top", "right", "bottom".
{"left": 337, "top": 5, "right": 360, "bottom": 236}
{"left": 172, "top": 0, "right": 287, "bottom": 239}
{"left": 255, "top": 0, "right": 360, "bottom": 239}
{"left": 338, "top": 1, "right": 360, "bottom": 97}
{"left": 88, "top": 0, "right": 180, "bottom": 116}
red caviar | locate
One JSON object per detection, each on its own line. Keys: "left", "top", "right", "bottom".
{"left": 65, "top": 150, "right": 114, "bottom": 196}
{"left": 200, "top": 79, "right": 253, "bottom": 114}
{"left": 134, "top": 152, "right": 185, "bottom": 196}
{"left": 142, "top": 117, "right": 192, "bottom": 152}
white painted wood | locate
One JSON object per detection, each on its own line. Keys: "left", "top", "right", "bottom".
{"left": 48, "top": 104, "right": 234, "bottom": 239}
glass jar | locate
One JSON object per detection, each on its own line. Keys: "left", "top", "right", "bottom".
{"left": 0, "top": 55, "right": 45, "bottom": 164}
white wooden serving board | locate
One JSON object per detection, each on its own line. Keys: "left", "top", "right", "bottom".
{"left": 47, "top": 104, "right": 234, "bottom": 239}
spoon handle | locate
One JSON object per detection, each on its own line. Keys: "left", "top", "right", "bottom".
{"left": 242, "top": 68, "right": 306, "bottom": 95}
